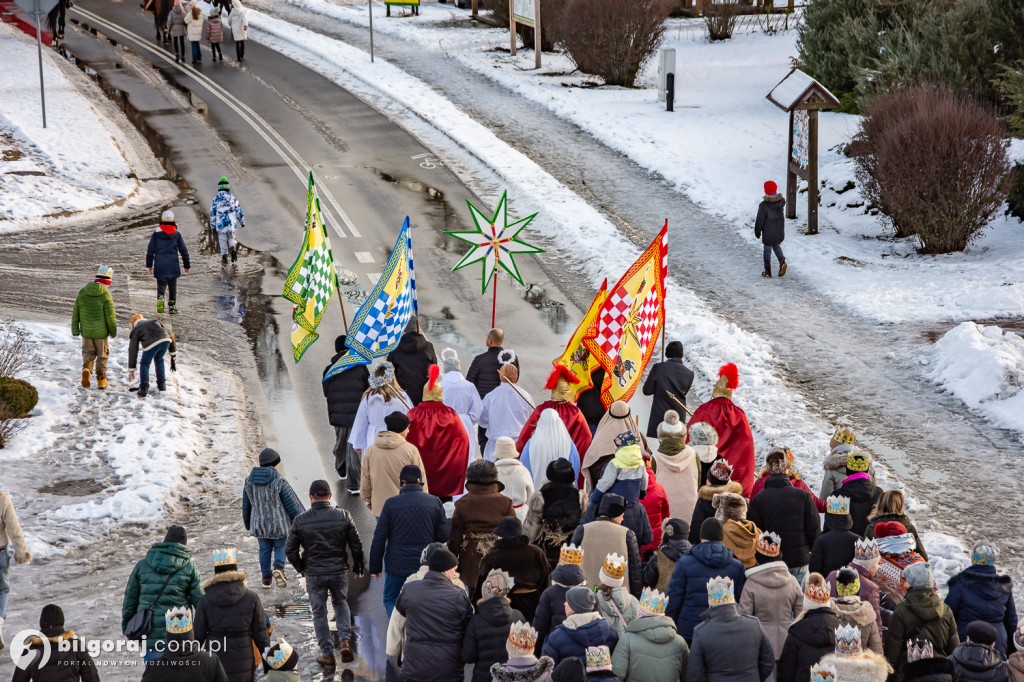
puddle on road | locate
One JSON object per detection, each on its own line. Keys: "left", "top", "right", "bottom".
{"left": 910, "top": 318, "right": 1024, "bottom": 344}
{"left": 38, "top": 478, "right": 106, "bottom": 496}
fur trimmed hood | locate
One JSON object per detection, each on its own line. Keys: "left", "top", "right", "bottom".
{"left": 834, "top": 597, "right": 876, "bottom": 627}
{"left": 201, "top": 569, "right": 247, "bottom": 590}
{"left": 490, "top": 656, "right": 555, "bottom": 682}
{"left": 823, "top": 452, "right": 850, "bottom": 471}
{"left": 818, "top": 650, "right": 892, "bottom": 682}
{"left": 26, "top": 630, "right": 77, "bottom": 647}
{"left": 756, "top": 465, "right": 804, "bottom": 482}
{"left": 713, "top": 492, "right": 747, "bottom": 521}
{"left": 698, "top": 480, "right": 743, "bottom": 500}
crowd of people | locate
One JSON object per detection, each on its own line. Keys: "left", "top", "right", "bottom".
{"left": 163, "top": 0, "right": 248, "bottom": 65}
{"left": 1, "top": 325, "right": 1020, "bottom": 682}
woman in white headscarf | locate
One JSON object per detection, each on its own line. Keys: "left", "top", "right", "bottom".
{"left": 519, "top": 408, "right": 580, "bottom": 489}
{"left": 349, "top": 361, "right": 411, "bottom": 454}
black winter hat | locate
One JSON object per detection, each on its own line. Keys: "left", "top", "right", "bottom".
{"left": 597, "top": 493, "right": 626, "bottom": 519}
{"left": 700, "top": 518, "right": 725, "bottom": 542}
{"left": 164, "top": 524, "right": 187, "bottom": 545}
{"left": 420, "top": 541, "right": 448, "bottom": 566}
{"left": 494, "top": 516, "right": 524, "bottom": 539}
{"left": 259, "top": 448, "right": 281, "bottom": 467}
{"left": 400, "top": 464, "right": 423, "bottom": 485}
{"left": 309, "top": 479, "right": 332, "bottom": 497}
{"left": 551, "top": 657, "right": 587, "bottom": 682}
{"left": 546, "top": 458, "right": 575, "bottom": 485}
{"left": 967, "top": 621, "right": 998, "bottom": 646}
{"left": 662, "top": 518, "right": 689, "bottom": 541}
{"left": 334, "top": 335, "right": 347, "bottom": 354}
{"left": 427, "top": 548, "right": 459, "bottom": 572}
{"left": 39, "top": 604, "right": 65, "bottom": 637}
{"left": 385, "top": 411, "right": 410, "bottom": 433}
{"left": 466, "top": 459, "right": 503, "bottom": 490}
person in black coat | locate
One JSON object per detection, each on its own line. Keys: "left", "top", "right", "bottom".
{"left": 575, "top": 367, "right": 607, "bottom": 433}
{"left": 641, "top": 341, "right": 694, "bottom": 438}
{"left": 777, "top": 574, "right": 841, "bottom": 682}
{"left": 747, "top": 450, "right": 820, "bottom": 585}
{"left": 689, "top": 460, "right": 742, "bottom": 546}
{"left": 949, "top": 622, "right": 1013, "bottom": 682}
{"left": 534, "top": 563, "right": 586, "bottom": 650}
{"left": 141, "top": 607, "right": 230, "bottom": 682}
{"left": 466, "top": 328, "right": 518, "bottom": 451}
{"left": 463, "top": 570, "right": 527, "bottom": 682}
{"left": 387, "top": 322, "right": 437, "bottom": 406}
{"left": 146, "top": 210, "right": 190, "bottom": 314}
{"left": 11, "top": 604, "right": 100, "bottom": 682}
{"left": 475, "top": 517, "right": 551, "bottom": 623}
{"left": 755, "top": 181, "right": 786, "bottom": 278}
{"left": 527, "top": 458, "right": 586, "bottom": 567}
{"left": 903, "top": 656, "right": 956, "bottom": 682}
{"left": 832, "top": 453, "right": 882, "bottom": 536}
{"left": 193, "top": 549, "right": 270, "bottom": 682}
{"left": 809, "top": 496, "right": 860, "bottom": 578}
{"left": 322, "top": 334, "right": 370, "bottom": 483}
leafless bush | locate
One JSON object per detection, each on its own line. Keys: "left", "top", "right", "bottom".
{"left": 0, "top": 322, "right": 34, "bottom": 378}
{"left": 560, "top": 0, "right": 669, "bottom": 87}
{"left": 704, "top": 0, "right": 740, "bottom": 40}
{"left": 853, "top": 85, "right": 1012, "bottom": 253}
{"left": 0, "top": 404, "right": 25, "bottom": 449}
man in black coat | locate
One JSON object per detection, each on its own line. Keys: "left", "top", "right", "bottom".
{"left": 777, "top": 576, "right": 841, "bottom": 682}
{"left": 809, "top": 496, "right": 860, "bottom": 578}
{"left": 322, "top": 334, "right": 370, "bottom": 486}
{"left": 747, "top": 450, "right": 820, "bottom": 587}
{"left": 575, "top": 367, "right": 607, "bottom": 433}
{"left": 369, "top": 465, "right": 450, "bottom": 619}
{"left": 285, "top": 480, "right": 364, "bottom": 670}
{"left": 466, "top": 328, "right": 517, "bottom": 451}
{"left": 387, "top": 320, "right": 437, "bottom": 406}
{"left": 755, "top": 181, "right": 787, "bottom": 278}
{"left": 641, "top": 341, "right": 694, "bottom": 438}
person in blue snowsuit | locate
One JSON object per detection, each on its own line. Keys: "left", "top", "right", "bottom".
{"left": 147, "top": 209, "right": 190, "bottom": 314}
{"left": 210, "top": 176, "right": 244, "bottom": 265}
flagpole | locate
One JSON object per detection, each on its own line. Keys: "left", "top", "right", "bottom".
{"left": 335, "top": 286, "right": 349, "bottom": 329}
{"left": 492, "top": 276, "right": 498, "bottom": 329}
{"left": 661, "top": 325, "right": 666, "bottom": 362}
{"left": 407, "top": 218, "right": 420, "bottom": 334}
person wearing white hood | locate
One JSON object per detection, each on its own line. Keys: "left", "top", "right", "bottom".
{"left": 521, "top": 409, "right": 581, "bottom": 490}
{"left": 652, "top": 410, "right": 700, "bottom": 523}
{"left": 493, "top": 437, "right": 535, "bottom": 521}
{"left": 438, "top": 348, "right": 483, "bottom": 465}
{"left": 478, "top": 355, "right": 534, "bottom": 462}
{"left": 228, "top": 0, "right": 247, "bottom": 61}
{"left": 688, "top": 421, "right": 722, "bottom": 492}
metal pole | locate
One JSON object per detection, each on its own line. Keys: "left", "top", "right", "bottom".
{"left": 368, "top": 0, "right": 374, "bottom": 62}
{"left": 34, "top": 0, "right": 47, "bottom": 128}
{"left": 666, "top": 73, "right": 674, "bottom": 112}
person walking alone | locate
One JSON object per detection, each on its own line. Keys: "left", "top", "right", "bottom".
{"left": 210, "top": 176, "right": 244, "bottom": 265}
{"left": 755, "top": 180, "right": 787, "bottom": 278}
{"left": 0, "top": 490, "right": 32, "bottom": 651}
{"left": 147, "top": 210, "right": 190, "bottom": 315}
{"left": 228, "top": 0, "right": 247, "bottom": 61}
{"left": 72, "top": 265, "right": 117, "bottom": 390}
{"left": 242, "top": 448, "right": 304, "bottom": 589}
{"left": 285, "top": 480, "right": 364, "bottom": 671}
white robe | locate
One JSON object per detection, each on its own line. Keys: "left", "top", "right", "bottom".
{"left": 348, "top": 391, "right": 411, "bottom": 452}
{"left": 440, "top": 370, "right": 483, "bottom": 463}
{"left": 478, "top": 383, "right": 534, "bottom": 461}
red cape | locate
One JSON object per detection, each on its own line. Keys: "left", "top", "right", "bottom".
{"left": 516, "top": 400, "right": 593, "bottom": 462}
{"left": 688, "top": 397, "right": 755, "bottom": 497}
{"left": 406, "top": 401, "right": 470, "bottom": 498}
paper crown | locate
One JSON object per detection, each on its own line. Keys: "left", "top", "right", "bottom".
{"left": 96, "top": 265, "right": 114, "bottom": 280}
{"left": 707, "top": 576, "right": 735, "bottom": 606}
{"left": 972, "top": 545, "right": 999, "bottom": 566}
{"left": 601, "top": 553, "right": 627, "bottom": 581}
{"left": 165, "top": 607, "right": 193, "bottom": 634}
{"left": 639, "top": 588, "right": 669, "bottom": 616}
{"left": 560, "top": 543, "right": 584, "bottom": 566}
{"left": 263, "top": 639, "right": 295, "bottom": 669}
{"left": 907, "top": 639, "right": 933, "bottom": 662}
{"left": 709, "top": 459, "right": 733, "bottom": 482}
{"left": 832, "top": 427, "right": 856, "bottom": 445}
{"left": 854, "top": 538, "right": 880, "bottom": 563}
{"left": 213, "top": 547, "right": 238, "bottom": 567}
{"left": 614, "top": 431, "right": 640, "bottom": 448}
{"left": 755, "top": 531, "right": 781, "bottom": 558}
{"left": 846, "top": 453, "right": 870, "bottom": 472}
{"left": 482, "top": 569, "right": 515, "bottom": 599}
{"left": 826, "top": 495, "right": 851, "bottom": 515}
{"left": 836, "top": 571, "right": 861, "bottom": 598}
{"left": 507, "top": 621, "right": 538, "bottom": 652}
{"left": 835, "top": 624, "right": 862, "bottom": 656}
{"left": 811, "top": 663, "right": 837, "bottom": 682}
{"left": 585, "top": 646, "right": 612, "bottom": 672}
{"left": 806, "top": 579, "right": 831, "bottom": 605}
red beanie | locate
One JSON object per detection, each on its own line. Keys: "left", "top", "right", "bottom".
{"left": 873, "top": 521, "right": 907, "bottom": 538}
{"left": 764, "top": 181, "right": 778, "bottom": 195}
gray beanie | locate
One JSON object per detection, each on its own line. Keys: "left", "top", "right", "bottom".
{"left": 441, "top": 347, "right": 461, "bottom": 374}
{"left": 903, "top": 562, "right": 935, "bottom": 590}
{"left": 565, "top": 586, "right": 597, "bottom": 614}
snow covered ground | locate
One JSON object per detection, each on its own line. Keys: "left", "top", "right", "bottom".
{"left": 0, "top": 322, "right": 251, "bottom": 559}
{"left": 0, "top": 24, "right": 172, "bottom": 230}
{"left": 272, "top": 0, "right": 1024, "bottom": 326}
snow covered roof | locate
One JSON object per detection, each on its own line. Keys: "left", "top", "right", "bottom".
{"left": 766, "top": 68, "right": 841, "bottom": 111}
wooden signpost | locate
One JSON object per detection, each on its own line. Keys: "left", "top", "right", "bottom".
{"left": 766, "top": 68, "right": 840, "bottom": 235}
{"left": 509, "top": 0, "right": 541, "bottom": 70}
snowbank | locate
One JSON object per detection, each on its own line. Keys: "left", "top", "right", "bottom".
{"left": 0, "top": 24, "right": 168, "bottom": 230}
{"left": 0, "top": 322, "right": 250, "bottom": 557}
{"left": 924, "top": 322, "right": 1024, "bottom": 439}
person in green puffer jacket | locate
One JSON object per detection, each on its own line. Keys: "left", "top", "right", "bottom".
{"left": 885, "top": 563, "right": 960, "bottom": 678}
{"left": 71, "top": 266, "right": 118, "bottom": 390}
{"left": 122, "top": 525, "right": 205, "bottom": 660}
{"left": 611, "top": 587, "right": 689, "bottom": 682}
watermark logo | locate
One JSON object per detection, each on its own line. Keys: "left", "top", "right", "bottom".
{"left": 10, "top": 629, "right": 51, "bottom": 671}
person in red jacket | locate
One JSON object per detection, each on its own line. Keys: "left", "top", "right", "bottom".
{"left": 640, "top": 459, "right": 669, "bottom": 559}
{"left": 750, "top": 448, "right": 826, "bottom": 513}
{"left": 406, "top": 366, "right": 470, "bottom": 500}
{"left": 686, "top": 363, "right": 755, "bottom": 497}
{"left": 517, "top": 366, "right": 593, "bottom": 474}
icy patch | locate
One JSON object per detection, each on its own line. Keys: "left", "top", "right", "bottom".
{"left": 923, "top": 322, "right": 1024, "bottom": 439}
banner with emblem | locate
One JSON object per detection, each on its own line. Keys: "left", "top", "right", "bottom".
{"left": 283, "top": 172, "right": 338, "bottom": 362}
{"left": 554, "top": 279, "right": 607, "bottom": 401}
{"left": 583, "top": 221, "right": 668, "bottom": 405}
{"left": 324, "top": 217, "right": 416, "bottom": 379}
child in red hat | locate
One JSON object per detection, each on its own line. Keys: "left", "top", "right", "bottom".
{"left": 755, "top": 181, "right": 787, "bottom": 278}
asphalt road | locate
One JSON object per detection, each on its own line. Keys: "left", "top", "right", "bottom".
{"left": 59, "top": 3, "right": 581, "bottom": 677}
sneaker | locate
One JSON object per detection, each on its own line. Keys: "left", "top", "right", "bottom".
{"left": 338, "top": 639, "right": 354, "bottom": 663}
{"left": 761, "top": 269, "right": 772, "bottom": 278}
{"left": 221, "top": 254, "right": 229, "bottom": 265}
{"left": 97, "top": 378, "right": 109, "bottom": 390}
{"left": 81, "top": 368, "right": 91, "bottom": 388}
{"left": 316, "top": 654, "right": 336, "bottom": 670}
{"left": 230, "top": 246, "right": 237, "bottom": 263}
{"left": 778, "top": 261, "right": 788, "bottom": 277}
{"left": 139, "top": 386, "right": 148, "bottom": 398}
{"left": 261, "top": 577, "right": 272, "bottom": 589}
{"left": 169, "top": 300, "right": 178, "bottom": 315}
{"left": 273, "top": 566, "right": 287, "bottom": 588}
{"left": 157, "top": 298, "right": 165, "bottom": 314}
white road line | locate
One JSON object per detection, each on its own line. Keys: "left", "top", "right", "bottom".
{"left": 71, "top": 7, "right": 362, "bottom": 240}
{"left": 367, "top": 273, "right": 382, "bottom": 285}
{"left": 354, "top": 251, "right": 375, "bottom": 263}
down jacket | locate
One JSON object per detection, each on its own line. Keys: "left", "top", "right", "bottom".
{"left": 463, "top": 597, "right": 527, "bottom": 682}
{"left": 541, "top": 612, "right": 619, "bottom": 667}
{"left": 665, "top": 540, "right": 747, "bottom": 641}
{"left": 611, "top": 615, "right": 689, "bottom": 682}
{"left": 284, "top": 501, "right": 364, "bottom": 576}
{"left": 777, "top": 607, "right": 841, "bottom": 682}
{"left": 885, "top": 588, "right": 960, "bottom": 677}
{"left": 121, "top": 542, "right": 205, "bottom": 651}
{"left": 72, "top": 281, "right": 117, "bottom": 339}
{"left": 754, "top": 195, "right": 785, "bottom": 246}
{"left": 165, "top": 5, "right": 186, "bottom": 37}
{"left": 945, "top": 564, "right": 1018, "bottom": 655}
{"left": 387, "top": 332, "right": 437, "bottom": 406}
{"left": 194, "top": 570, "right": 270, "bottom": 682}
{"left": 184, "top": 6, "right": 204, "bottom": 42}
{"left": 321, "top": 346, "right": 370, "bottom": 428}
{"left": 147, "top": 224, "right": 190, "bottom": 280}
{"left": 242, "top": 465, "right": 304, "bottom": 539}
{"left": 737, "top": 561, "right": 802, "bottom": 658}
{"left": 10, "top": 630, "right": 99, "bottom": 682}
{"left": 687, "top": 603, "right": 774, "bottom": 682}
{"left": 534, "top": 564, "right": 584, "bottom": 648}
{"left": 746, "top": 474, "right": 820, "bottom": 569}
{"left": 950, "top": 643, "right": 1014, "bottom": 682}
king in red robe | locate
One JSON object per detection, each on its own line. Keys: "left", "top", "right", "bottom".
{"left": 687, "top": 363, "right": 755, "bottom": 497}
{"left": 406, "top": 365, "right": 470, "bottom": 498}
{"left": 516, "top": 365, "right": 593, "bottom": 467}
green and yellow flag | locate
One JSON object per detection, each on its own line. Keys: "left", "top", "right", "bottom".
{"left": 283, "top": 173, "right": 337, "bottom": 362}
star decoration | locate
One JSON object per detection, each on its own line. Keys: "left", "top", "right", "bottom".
{"left": 446, "top": 191, "right": 544, "bottom": 295}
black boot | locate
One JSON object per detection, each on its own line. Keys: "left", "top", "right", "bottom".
{"left": 230, "top": 247, "right": 237, "bottom": 263}
{"left": 222, "top": 254, "right": 228, "bottom": 265}
{"left": 139, "top": 386, "right": 148, "bottom": 398}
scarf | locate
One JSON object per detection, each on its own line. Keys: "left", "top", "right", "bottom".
{"left": 658, "top": 436, "right": 686, "bottom": 456}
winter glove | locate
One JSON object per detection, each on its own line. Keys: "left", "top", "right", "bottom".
{"left": 15, "top": 548, "right": 32, "bottom": 564}
{"left": 170, "top": 356, "right": 177, "bottom": 372}
{"left": 352, "top": 559, "right": 365, "bottom": 578}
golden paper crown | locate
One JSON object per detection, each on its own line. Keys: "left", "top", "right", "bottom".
{"left": 559, "top": 543, "right": 583, "bottom": 566}
{"left": 755, "top": 531, "right": 781, "bottom": 558}
{"left": 601, "top": 553, "right": 627, "bottom": 581}
{"left": 639, "top": 588, "right": 668, "bottom": 615}
{"left": 836, "top": 569, "right": 861, "bottom": 598}
{"left": 213, "top": 547, "right": 237, "bottom": 567}
{"left": 507, "top": 621, "right": 538, "bottom": 652}
{"left": 832, "top": 427, "right": 855, "bottom": 445}
{"left": 811, "top": 663, "right": 837, "bottom": 682}
{"left": 826, "top": 496, "right": 851, "bottom": 515}
{"left": 846, "top": 453, "right": 870, "bottom": 473}
{"left": 806, "top": 578, "right": 831, "bottom": 605}
{"left": 854, "top": 538, "right": 880, "bottom": 562}
{"left": 835, "top": 624, "right": 862, "bottom": 656}
{"left": 165, "top": 607, "right": 193, "bottom": 634}
{"left": 263, "top": 639, "right": 294, "bottom": 669}
{"left": 707, "top": 576, "right": 735, "bottom": 606}
{"left": 907, "top": 639, "right": 933, "bottom": 662}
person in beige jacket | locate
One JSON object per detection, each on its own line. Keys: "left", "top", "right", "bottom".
{"left": 493, "top": 437, "right": 535, "bottom": 521}
{"left": 652, "top": 410, "right": 700, "bottom": 524}
{"left": 737, "top": 531, "right": 801, "bottom": 662}
{"left": 361, "top": 412, "right": 427, "bottom": 516}
{"left": 1, "top": 490, "right": 33, "bottom": 649}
